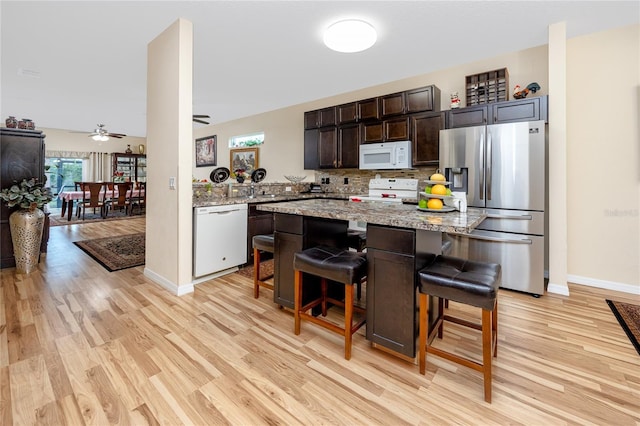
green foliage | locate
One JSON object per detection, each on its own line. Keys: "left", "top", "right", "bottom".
{"left": 0, "top": 178, "right": 53, "bottom": 210}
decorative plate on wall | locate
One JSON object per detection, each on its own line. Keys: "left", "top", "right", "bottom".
{"left": 210, "top": 167, "right": 230, "bottom": 183}
{"left": 251, "top": 168, "right": 267, "bottom": 183}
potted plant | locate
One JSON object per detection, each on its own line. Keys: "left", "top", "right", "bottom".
{"left": 0, "top": 178, "right": 52, "bottom": 274}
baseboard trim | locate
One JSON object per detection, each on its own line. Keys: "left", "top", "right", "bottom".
{"left": 143, "top": 267, "right": 194, "bottom": 296}
{"left": 547, "top": 282, "right": 570, "bottom": 296}
{"left": 568, "top": 274, "right": 640, "bottom": 295}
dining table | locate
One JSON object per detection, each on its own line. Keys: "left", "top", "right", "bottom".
{"left": 58, "top": 183, "right": 143, "bottom": 221}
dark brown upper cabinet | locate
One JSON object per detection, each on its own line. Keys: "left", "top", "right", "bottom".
{"left": 304, "top": 106, "right": 336, "bottom": 129}
{"left": 358, "top": 98, "right": 380, "bottom": 121}
{"left": 406, "top": 86, "right": 441, "bottom": 113}
{"left": 317, "top": 127, "right": 338, "bottom": 168}
{"left": 362, "top": 117, "right": 410, "bottom": 143}
{"left": 446, "top": 96, "right": 548, "bottom": 128}
{"left": 337, "top": 102, "right": 358, "bottom": 125}
{"left": 411, "top": 112, "right": 444, "bottom": 166}
{"left": 380, "top": 92, "right": 406, "bottom": 118}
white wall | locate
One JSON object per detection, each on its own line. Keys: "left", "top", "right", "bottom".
{"left": 145, "top": 19, "right": 194, "bottom": 295}
{"left": 566, "top": 24, "right": 639, "bottom": 291}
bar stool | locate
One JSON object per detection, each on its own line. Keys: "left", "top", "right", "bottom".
{"left": 418, "top": 255, "right": 501, "bottom": 403}
{"left": 252, "top": 234, "right": 274, "bottom": 298}
{"left": 293, "top": 246, "right": 367, "bottom": 360}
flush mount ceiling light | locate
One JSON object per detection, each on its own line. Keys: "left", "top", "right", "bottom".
{"left": 323, "top": 19, "right": 377, "bottom": 53}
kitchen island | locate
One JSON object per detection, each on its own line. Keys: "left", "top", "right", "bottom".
{"left": 258, "top": 199, "right": 486, "bottom": 359}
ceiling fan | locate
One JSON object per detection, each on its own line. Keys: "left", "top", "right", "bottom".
{"left": 71, "top": 124, "right": 126, "bottom": 141}
{"left": 193, "top": 114, "right": 210, "bottom": 125}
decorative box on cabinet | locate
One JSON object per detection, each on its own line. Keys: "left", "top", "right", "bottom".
{"left": 465, "top": 68, "right": 509, "bottom": 106}
{"left": 1, "top": 128, "right": 49, "bottom": 269}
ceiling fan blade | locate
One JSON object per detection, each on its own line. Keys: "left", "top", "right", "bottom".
{"left": 107, "top": 133, "right": 127, "bottom": 138}
{"left": 193, "top": 114, "right": 210, "bottom": 118}
{"left": 193, "top": 118, "right": 210, "bottom": 124}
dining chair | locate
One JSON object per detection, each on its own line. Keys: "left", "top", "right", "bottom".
{"left": 76, "top": 182, "right": 107, "bottom": 220}
{"left": 105, "top": 181, "right": 133, "bottom": 216}
{"left": 129, "top": 181, "right": 146, "bottom": 215}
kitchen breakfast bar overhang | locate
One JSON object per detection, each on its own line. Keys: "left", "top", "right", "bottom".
{"left": 257, "top": 199, "right": 486, "bottom": 359}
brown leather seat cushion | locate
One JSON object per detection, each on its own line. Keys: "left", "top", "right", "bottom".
{"left": 252, "top": 234, "right": 274, "bottom": 253}
{"left": 418, "top": 255, "right": 501, "bottom": 310}
{"left": 294, "top": 246, "right": 367, "bottom": 285}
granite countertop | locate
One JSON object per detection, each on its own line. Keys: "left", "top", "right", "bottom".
{"left": 192, "top": 192, "right": 355, "bottom": 208}
{"left": 257, "top": 199, "right": 486, "bottom": 234}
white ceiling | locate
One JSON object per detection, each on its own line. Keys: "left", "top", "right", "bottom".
{"left": 2, "top": 1, "right": 638, "bottom": 138}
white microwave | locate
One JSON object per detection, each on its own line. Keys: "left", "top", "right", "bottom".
{"left": 359, "top": 140, "right": 412, "bottom": 170}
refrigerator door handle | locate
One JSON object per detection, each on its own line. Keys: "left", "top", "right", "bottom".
{"left": 478, "top": 131, "right": 485, "bottom": 200}
{"left": 486, "top": 131, "right": 492, "bottom": 200}
{"left": 487, "top": 213, "right": 533, "bottom": 220}
{"left": 455, "top": 233, "right": 533, "bottom": 245}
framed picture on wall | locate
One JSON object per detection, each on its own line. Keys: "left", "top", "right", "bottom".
{"left": 230, "top": 147, "right": 259, "bottom": 174}
{"left": 195, "top": 135, "right": 216, "bottom": 167}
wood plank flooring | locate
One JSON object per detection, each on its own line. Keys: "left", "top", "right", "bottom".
{"left": 1, "top": 217, "right": 639, "bottom": 425}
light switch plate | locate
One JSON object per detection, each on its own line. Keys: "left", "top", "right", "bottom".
{"left": 169, "top": 177, "right": 176, "bottom": 189}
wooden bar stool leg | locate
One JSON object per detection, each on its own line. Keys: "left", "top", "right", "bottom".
{"left": 344, "top": 284, "right": 354, "bottom": 360}
{"left": 253, "top": 247, "right": 261, "bottom": 298}
{"left": 493, "top": 300, "right": 498, "bottom": 357}
{"left": 419, "top": 293, "right": 428, "bottom": 375}
{"left": 482, "top": 308, "right": 492, "bottom": 403}
{"left": 294, "top": 270, "right": 303, "bottom": 335}
{"left": 321, "top": 278, "right": 328, "bottom": 316}
{"left": 437, "top": 297, "right": 445, "bottom": 338}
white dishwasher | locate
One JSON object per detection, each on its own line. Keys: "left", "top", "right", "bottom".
{"left": 193, "top": 204, "right": 248, "bottom": 277}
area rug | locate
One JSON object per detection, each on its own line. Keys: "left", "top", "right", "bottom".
{"left": 606, "top": 299, "right": 640, "bottom": 356}
{"left": 50, "top": 210, "right": 144, "bottom": 227}
{"left": 73, "top": 233, "right": 145, "bottom": 272}
{"left": 236, "top": 258, "right": 274, "bottom": 280}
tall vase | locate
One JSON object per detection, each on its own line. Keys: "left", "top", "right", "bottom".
{"left": 9, "top": 208, "right": 45, "bottom": 274}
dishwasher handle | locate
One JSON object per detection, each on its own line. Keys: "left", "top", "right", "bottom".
{"left": 486, "top": 213, "right": 533, "bottom": 220}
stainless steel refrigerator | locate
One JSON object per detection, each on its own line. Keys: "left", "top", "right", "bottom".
{"left": 440, "top": 120, "right": 546, "bottom": 295}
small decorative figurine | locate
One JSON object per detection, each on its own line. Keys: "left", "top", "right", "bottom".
{"left": 513, "top": 82, "right": 541, "bottom": 99}
{"left": 450, "top": 92, "right": 461, "bottom": 109}
{"left": 125, "top": 144, "right": 133, "bottom": 154}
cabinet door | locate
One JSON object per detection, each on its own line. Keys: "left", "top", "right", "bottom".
{"left": 304, "top": 110, "right": 319, "bottom": 129}
{"left": 304, "top": 129, "right": 319, "bottom": 170}
{"left": 317, "top": 127, "right": 338, "bottom": 168}
{"left": 406, "top": 85, "right": 439, "bottom": 113}
{"left": 491, "top": 96, "right": 546, "bottom": 124}
{"left": 319, "top": 107, "right": 337, "bottom": 127}
{"left": 381, "top": 92, "right": 405, "bottom": 117}
{"left": 411, "top": 112, "right": 443, "bottom": 166}
{"left": 337, "top": 124, "right": 360, "bottom": 168}
{"left": 361, "top": 121, "right": 383, "bottom": 143}
{"left": 366, "top": 246, "right": 417, "bottom": 358}
{"left": 384, "top": 117, "right": 410, "bottom": 141}
{"left": 446, "top": 105, "right": 489, "bottom": 128}
{"left": 337, "top": 102, "right": 358, "bottom": 124}
{"left": 247, "top": 206, "right": 274, "bottom": 263}
{"left": 358, "top": 98, "right": 380, "bottom": 121}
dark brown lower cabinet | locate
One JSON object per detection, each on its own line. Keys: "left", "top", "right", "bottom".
{"left": 247, "top": 204, "right": 274, "bottom": 264}
{"left": 365, "top": 224, "right": 442, "bottom": 358}
{"left": 273, "top": 214, "right": 347, "bottom": 309}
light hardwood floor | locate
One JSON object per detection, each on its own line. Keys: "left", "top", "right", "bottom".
{"left": 1, "top": 217, "right": 639, "bottom": 425}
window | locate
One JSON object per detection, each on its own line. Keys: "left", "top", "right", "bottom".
{"left": 229, "top": 132, "right": 264, "bottom": 148}
{"left": 45, "top": 157, "right": 83, "bottom": 208}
